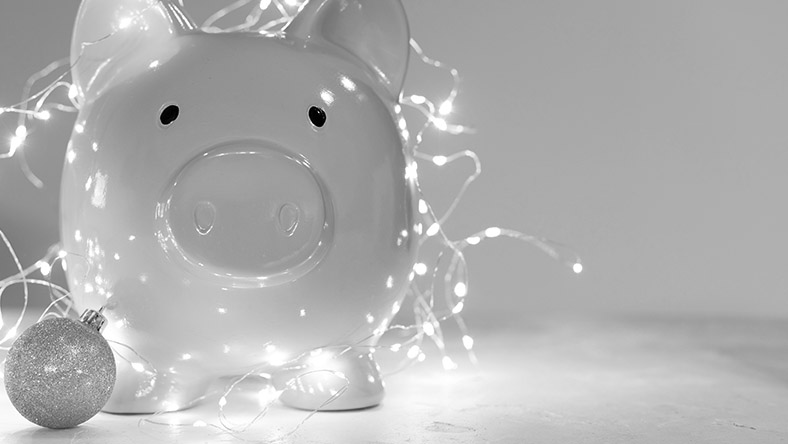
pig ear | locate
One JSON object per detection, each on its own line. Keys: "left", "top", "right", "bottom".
{"left": 70, "top": 0, "right": 197, "bottom": 101}
{"left": 285, "top": 0, "right": 410, "bottom": 98}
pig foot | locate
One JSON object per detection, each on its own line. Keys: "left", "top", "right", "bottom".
{"left": 102, "top": 356, "right": 211, "bottom": 414}
{"left": 274, "top": 346, "right": 384, "bottom": 411}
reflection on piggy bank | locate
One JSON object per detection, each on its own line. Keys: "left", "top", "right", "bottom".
{"left": 60, "top": 0, "right": 416, "bottom": 413}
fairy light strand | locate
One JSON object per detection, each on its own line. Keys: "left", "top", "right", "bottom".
{"left": 0, "top": 0, "right": 582, "bottom": 437}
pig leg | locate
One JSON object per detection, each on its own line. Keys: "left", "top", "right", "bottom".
{"left": 101, "top": 356, "right": 212, "bottom": 414}
{"left": 273, "top": 346, "right": 384, "bottom": 411}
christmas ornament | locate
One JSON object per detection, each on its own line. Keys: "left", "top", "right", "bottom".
{"left": 4, "top": 309, "right": 115, "bottom": 429}
{"left": 60, "top": 0, "right": 416, "bottom": 413}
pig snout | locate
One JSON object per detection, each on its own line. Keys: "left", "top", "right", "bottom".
{"left": 157, "top": 142, "right": 333, "bottom": 286}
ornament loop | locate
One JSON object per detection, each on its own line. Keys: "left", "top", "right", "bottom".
{"left": 79, "top": 308, "right": 107, "bottom": 332}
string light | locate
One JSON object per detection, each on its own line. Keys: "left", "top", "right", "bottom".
{"left": 438, "top": 100, "right": 453, "bottom": 116}
{"left": 0, "top": 0, "right": 581, "bottom": 437}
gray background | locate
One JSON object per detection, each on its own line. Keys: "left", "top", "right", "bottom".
{"left": 1, "top": 0, "right": 787, "bottom": 324}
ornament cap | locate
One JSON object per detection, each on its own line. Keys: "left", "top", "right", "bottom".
{"left": 79, "top": 308, "right": 107, "bottom": 333}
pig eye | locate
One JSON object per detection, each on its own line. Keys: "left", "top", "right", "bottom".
{"left": 308, "top": 106, "right": 326, "bottom": 128}
{"left": 159, "top": 104, "right": 180, "bottom": 126}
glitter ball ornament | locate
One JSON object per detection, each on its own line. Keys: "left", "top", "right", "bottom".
{"left": 4, "top": 309, "right": 116, "bottom": 429}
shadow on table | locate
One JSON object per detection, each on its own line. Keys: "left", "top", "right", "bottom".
{"left": 9, "top": 425, "right": 116, "bottom": 444}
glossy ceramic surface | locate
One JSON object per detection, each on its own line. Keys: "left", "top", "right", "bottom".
{"left": 60, "top": 0, "right": 416, "bottom": 413}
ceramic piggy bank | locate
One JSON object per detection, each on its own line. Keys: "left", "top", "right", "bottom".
{"left": 60, "top": 0, "right": 416, "bottom": 413}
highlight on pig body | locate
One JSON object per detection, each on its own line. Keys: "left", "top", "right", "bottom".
{"left": 60, "top": 0, "right": 416, "bottom": 413}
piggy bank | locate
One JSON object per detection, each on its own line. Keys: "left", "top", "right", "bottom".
{"left": 60, "top": 0, "right": 416, "bottom": 413}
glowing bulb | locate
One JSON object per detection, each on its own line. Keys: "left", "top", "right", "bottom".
{"left": 418, "top": 353, "right": 426, "bottom": 362}
{"left": 8, "top": 136, "right": 22, "bottom": 155}
{"left": 453, "top": 282, "right": 468, "bottom": 297}
{"left": 36, "top": 261, "right": 51, "bottom": 277}
{"left": 35, "top": 110, "right": 51, "bottom": 121}
{"left": 466, "top": 236, "right": 481, "bottom": 245}
{"left": 148, "top": 60, "right": 160, "bottom": 69}
{"left": 413, "top": 262, "right": 428, "bottom": 276}
{"left": 118, "top": 17, "right": 133, "bottom": 29}
{"left": 573, "top": 263, "right": 583, "bottom": 274}
{"left": 432, "top": 155, "right": 448, "bottom": 166}
{"left": 462, "top": 335, "right": 474, "bottom": 350}
{"left": 407, "top": 345, "right": 420, "bottom": 359}
{"left": 442, "top": 356, "right": 458, "bottom": 370}
{"left": 218, "top": 396, "right": 227, "bottom": 407}
{"left": 131, "top": 362, "right": 146, "bottom": 373}
{"left": 390, "top": 343, "right": 402, "bottom": 352}
{"left": 418, "top": 199, "right": 428, "bottom": 214}
{"left": 426, "top": 223, "right": 441, "bottom": 237}
{"left": 162, "top": 401, "right": 179, "bottom": 411}
{"left": 308, "top": 349, "right": 332, "bottom": 368}
{"left": 452, "top": 301, "right": 464, "bottom": 314}
{"left": 405, "top": 162, "right": 418, "bottom": 180}
{"left": 74, "top": 123, "right": 84, "bottom": 134}
{"left": 285, "top": 0, "right": 299, "bottom": 6}
{"left": 68, "top": 84, "right": 79, "bottom": 100}
{"left": 485, "top": 227, "right": 502, "bottom": 238}
{"left": 8, "top": 125, "right": 27, "bottom": 155}
{"left": 269, "top": 352, "right": 287, "bottom": 367}
{"left": 433, "top": 118, "right": 448, "bottom": 131}
{"left": 66, "top": 149, "right": 76, "bottom": 164}
{"left": 181, "top": 353, "right": 192, "bottom": 361}
{"left": 193, "top": 420, "right": 208, "bottom": 427}
{"left": 422, "top": 322, "right": 435, "bottom": 336}
{"left": 258, "top": 386, "right": 280, "bottom": 406}
{"left": 439, "top": 100, "right": 453, "bottom": 115}
{"left": 410, "top": 95, "right": 426, "bottom": 105}
{"left": 57, "top": 250, "right": 67, "bottom": 259}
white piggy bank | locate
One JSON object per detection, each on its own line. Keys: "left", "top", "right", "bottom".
{"left": 60, "top": 0, "right": 417, "bottom": 413}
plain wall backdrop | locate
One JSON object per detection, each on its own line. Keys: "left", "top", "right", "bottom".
{"left": 1, "top": 0, "right": 787, "bottom": 325}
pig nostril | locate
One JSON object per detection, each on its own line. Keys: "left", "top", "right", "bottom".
{"left": 277, "top": 203, "right": 300, "bottom": 237}
{"left": 194, "top": 201, "right": 216, "bottom": 235}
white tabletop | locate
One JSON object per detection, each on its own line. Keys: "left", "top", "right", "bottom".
{"left": 1, "top": 316, "right": 786, "bottom": 443}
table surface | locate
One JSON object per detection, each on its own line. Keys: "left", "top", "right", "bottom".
{"left": 1, "top": 315, "right": 786, "bottom": 444}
